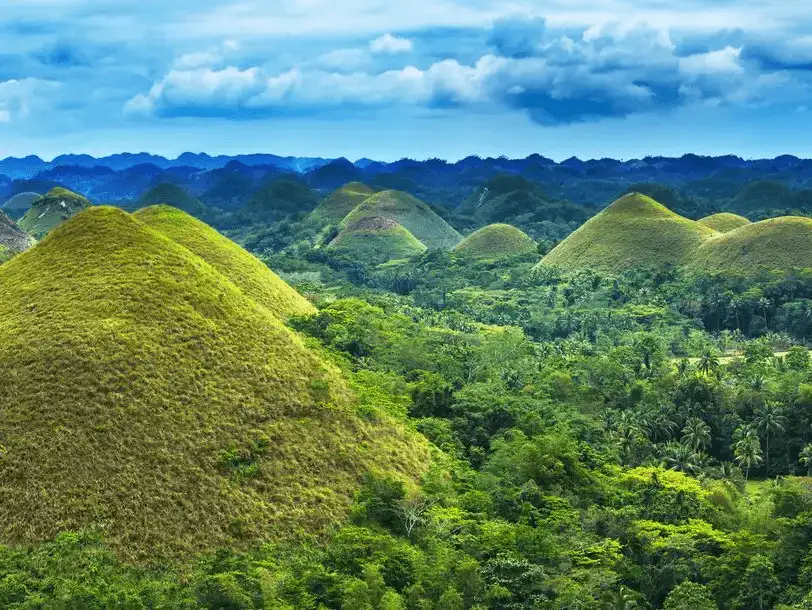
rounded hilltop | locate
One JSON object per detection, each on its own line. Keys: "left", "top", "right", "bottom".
{"left": 0, "top": 206, "right": 430, "bottom": 560}
{"left": 309, "top": 182, "right": 377, "bottom": 226}
{"left": 18, "top": 187, "right": 90, "bottom": 239}
{"left": 698, "top": 212, "right": 751, "bottom": 233}
{"left": 537, "top": 192, "right": 717, "bottom": 273}
{"left": 134, "top": 204, "right": 315, "bottom": 318}
{"left": 342, "top": 189, "right": 461, "bottom": 250}
{"left": 686, "top": 216, "right": 812, "bottom": 275}
{"left": 327, "top": 215, "right": 427, "bottom": 264}
{"left": 454, "top": 223, "right": 537, "bottom": 259}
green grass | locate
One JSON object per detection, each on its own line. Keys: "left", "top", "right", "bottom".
{"left": 537, "top": 193, "right": 718, "bottom": 273}
{"left": 454, "top": 223, "right": 537, "bottom": 258}
{"left": 698, "top": 213, "right": 751, "bottom": 233}
{"left": 685, "top": 216, "right": 812, "bottom": 275}
{"left": 0, "top": 207, "right": 430, "bottom": 561}
{"left": 309, "top": 182, "right": 376, "bottom": 226}
{"left": 134, "top": 205, "right": 315, "bottom": 318}
{"left": 342, "top": 189, "right": 461, "bottom": 250}
{"left": 1, "top": 191, "right": 40, "bottom": 220}
{"left": 0, "top": 209, "right": 32, "bottom": 255}
{"left": 327, "top": 215, "right": 427, "bottom": 264}
{"left": 17, "top": 187, "right": 90, "bottom": 239}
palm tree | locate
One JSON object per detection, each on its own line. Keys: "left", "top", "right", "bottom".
{"left": 755, "top": 403, "right": 787, "bottom": 470}
{"left": 662, "top": 441, "right": 701, "bottom": 474}
{"left": 676, "top": 358, "right": 690, "bottom": 379}
{"left": 698, "top": 350, "right": 720, "bottom": 376}
{"left": 799, "top": 444, "right": 812, "bottom": 477}
{"left": 733, "top": 432, "right": 763, "bottom": 481}
{"left": 681, "top": 417, "right": 712, "bottom": 453}
{"left": 646, "top": 410, "right": 678, "bottom": 443}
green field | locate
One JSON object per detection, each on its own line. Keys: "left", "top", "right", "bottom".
{"left": 698, "top": 212, "right": 751, "bottom": 233}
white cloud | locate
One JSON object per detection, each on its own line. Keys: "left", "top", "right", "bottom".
{"left": 173, "top": 51, "right": 223, "bottom": 69}
{"left": 0, "top": 109, "right": 10, "bottom": 123}
{"left": 370, "top": 33, "right": 413, "bottom": 55}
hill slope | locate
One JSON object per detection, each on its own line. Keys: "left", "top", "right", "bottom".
{"left": 342, "top": 190, "right": 461, "bottom": 250}
{"left": 0, "top": 207, "right": 429, "bottom": 559}
{"left": 538, "top": 193, "right": 717, "bottom": 273}
{"left": 454, "top": 223, "right": 537, "bottom": 258}
{"left": 698, "top": 213, "right": 751, "bottom": 233}
{"left": 134, "top": 205, "right": 315, "bottom": 318}
{"left": 686, "top": 216, "right": 812, "bottom": 274}
{"left": 138, "top": 182, "right": 211, "bottom": 219}
{"left": 327, "top": 216, "right": 427, "bottom": 264}
{"left": 310, "top": 182, "right": 376, "bottom": 226}
{"left": 1, "top": 191, "right": 41, "bottom": 220}
{"left": 0, "top": 210, "right": 33, "bottom": 260}
{"left": 18, "top": 187, "right": 90, "bottom": 239}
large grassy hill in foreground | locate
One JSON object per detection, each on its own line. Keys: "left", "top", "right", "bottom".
{"left": 538, "top": 192, "right": 717, "bottom": 273}
{"left": 18, "top": 187, "right": 90, "bottom": 239}
{"left": 327, "top": 215, "right": 427, "bottom": 264}
{"left": 342, "top": 189, "right": 461, "bottom": 250}
{"left": 698, "top": 212, "right": 751, "bottom": 233}
{"left": 134, "top": 205, "right": 315, "bottom": 318}
{"left": 686, "top": 216, "right": 812, "bottom": 275}
{"left": 0, "top": 207, "right": 429, "bottom": 560}
{"left": 454, "top": 223, "right": 537, "bottom": 259}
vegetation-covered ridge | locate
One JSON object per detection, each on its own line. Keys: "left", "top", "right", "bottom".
{"left": 698, "top": 212, "right": 751, "bottom": 233}
{"left": 538, "top": 192, "right": 718, "bottom": 273}
{"left": 454, "top": 223, "right": 537, "bottom": 258}
{"left": 687, "top": 215, "right": 812, "bottom": 275}
{"left": 0, "top": 206, "right": 430, "bottom": 560}
{"left": 17, "top": 187, "right": 89, "bottom": 239}
{"left": 309, "top": 182, "right": 377, "bottom": 225}
{"left": 327, "top": 215, "right": 427, "bottom": 264}
{"left": 0, "top": 210, "right": 32, "bottom": 259}
{"left": 1, "top": 191, "right": 40, "bottom": 220}
{"left": 134, "top": 204, "right": 315, "bottom": 318}
{"left": 342, "top": 189, "right": 461, "bottom": 250}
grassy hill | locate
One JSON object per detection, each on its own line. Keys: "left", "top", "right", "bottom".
{"left": 698, "top": 213, "right": 751, "bottom": 233}
{"left": 537, "top": 193, "right": 717, "bottom": 273}
{"left": 0, "top": 210, "right": 33, "bottom": 259}
{"left": 309, "top": 182, "right": 376, "bottom": 226}
{"left": 342, "top": 190, "right": 461, "bottom": 250}
{"left": 1, "top": 191, "right": 41, "bottom": 220}
{"left": 138, "top": 182, "right": 211, "bottom": 219}
{"left": 244, "top": 175, "right": 319, "bottom": 220}
{"left": 18, "top": 187, "right": 90, "bottom": 239}
{"left": 685, "top": 216, "right": 812, "bottom": 275}
{"left": 0, "top": 207, "right": 429, "bottom": 560}
{"left": 327, "top": 215, "right": 427, "bottom": 264}
{"left": 134, "top": 205, "right": 315, "bottom": 318}
{"left": 454, "top": 223, "right": 537, "bottom": 259}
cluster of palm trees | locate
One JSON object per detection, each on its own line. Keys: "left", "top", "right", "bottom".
{"left": 609, "top": 402, "right": 806, "bottom": 481}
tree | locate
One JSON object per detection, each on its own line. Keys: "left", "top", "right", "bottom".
{"left": 755, "top": 403, "right": 787, "bottom": 470}
{"left": 698, "top": 350, "right": 719, "bottom": 376}
{"left": 662, "top": 442, "right": 701, "bottom": 474}
{"left": 681, "top": 417, "right": 711, "bottom": 453}
{"left": 736, "top": 555, "right": 779, "bottom": 610}
{"left": 733, "top": 428, "right": 763, "bottom": 481}
{"left": 392, "top": 496, "right": 435, "bottom": 538}
{"left": 663, "top": 581, "right": 717, "bottom": 610}
{"left": 799, "top": 444, "right": 812, "bottom": 476}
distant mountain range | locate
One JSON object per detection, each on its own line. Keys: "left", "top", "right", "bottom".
{"left": 2, "top": 152, "right": 812, "bottom": 212}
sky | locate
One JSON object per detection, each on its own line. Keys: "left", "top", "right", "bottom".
{"left": 1, "top": 0, "right": 811, "bottom": 161}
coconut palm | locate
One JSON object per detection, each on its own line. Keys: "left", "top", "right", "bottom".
{"left": 733, "top": 433, "right": 763, "bottom": 481}
{"left": 681, "top": 417, "right": 712, "bottom": 453}
{"left": 755, "top": 403, "right": 787, "bottom": 470}
{"left": 698, "top": 350, "right": 720, "bottom": 376}
{"left": 799, "top": 444, "right": 812, "bottom": 476}
{"left": 662, "top": 441, "right": 701, "bottom": 474}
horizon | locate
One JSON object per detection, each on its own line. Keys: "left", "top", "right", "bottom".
{"left": 2, "top": 1, "right": 811, "bottom": 160}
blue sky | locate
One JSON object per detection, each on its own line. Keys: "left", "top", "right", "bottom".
{"left": 1, "top": 0, "right": 811, "bottom": 161}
